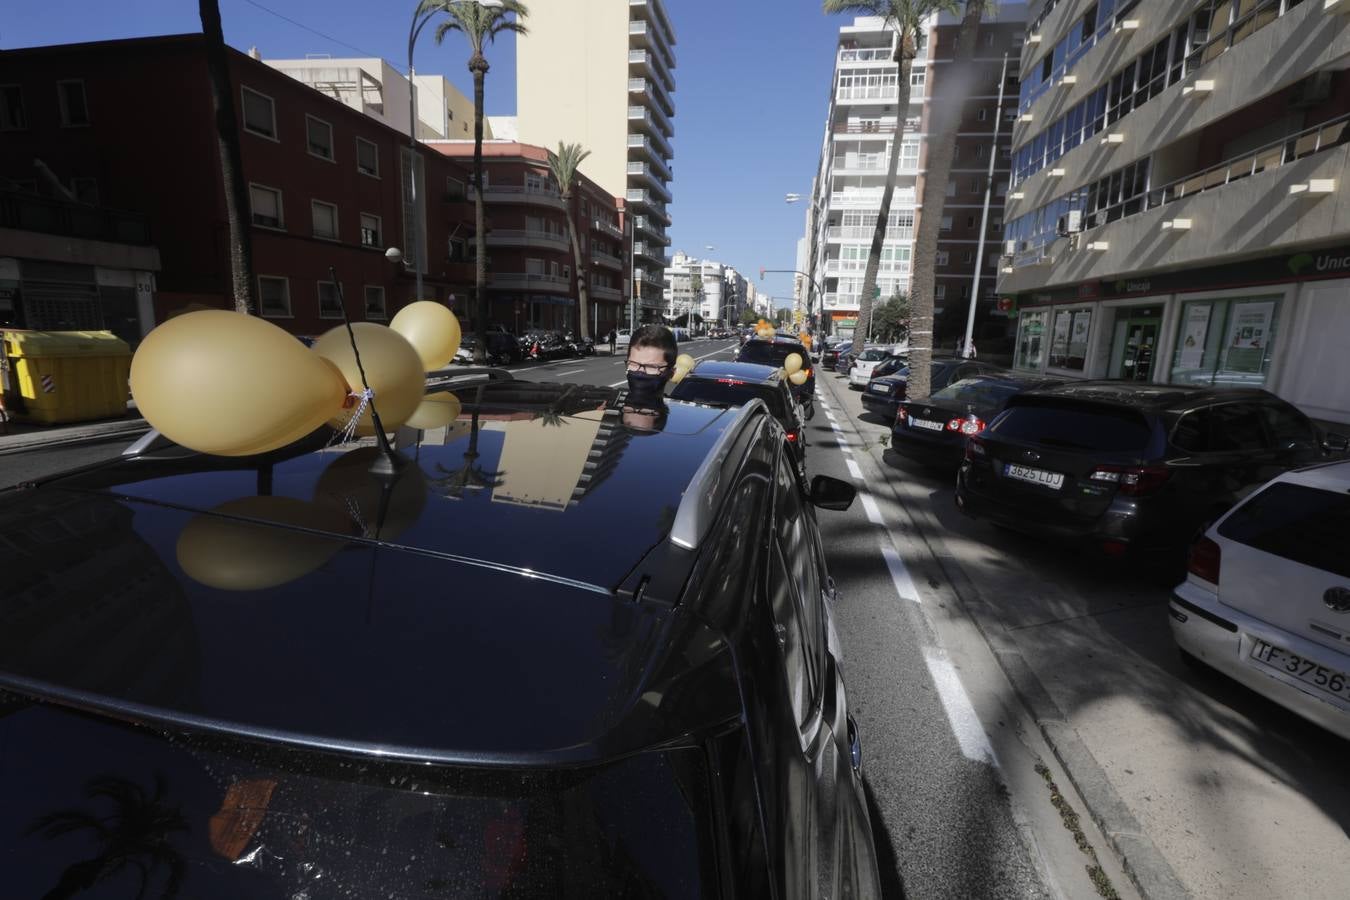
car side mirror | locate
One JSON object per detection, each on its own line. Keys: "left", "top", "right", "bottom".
{"left": 809, "top": 474, "right": 856, "bottom": 511}
{"left": 1323, "top": 432, "right": 1350, "bottom": 454}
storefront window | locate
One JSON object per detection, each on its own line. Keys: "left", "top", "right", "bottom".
{"left": 1169, "top": 295, "right": 1281, "bottom": 387}
{"left": 1048, "top": 307, "right": 1092, "bottom": 371}
{"left": 1014, "top": 309, "right": 1049, "bottom": 371}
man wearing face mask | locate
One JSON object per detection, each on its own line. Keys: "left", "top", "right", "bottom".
{"left": 622, "top": 324, "right": 678, "bottom": 430}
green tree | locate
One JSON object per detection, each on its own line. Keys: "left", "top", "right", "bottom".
{"left": 822, "top": 0, "right": 960, "bottom": 361}
{"left": 739, "top": 307, "right": 758, "bottom": 326}
{"left": 546, "top": 142, "right": 593, "bottom": 340}
{"left": 907, "top": 1, "right": 989, "bottom": 397}
{"left": 426, "top": 0, "right": 529, "bottom": 360}
{"left": 871, "top": 292, "right": 911, "bottom": 342}
{"left": 199, "top": 0, "right": 256, "bottom": 314}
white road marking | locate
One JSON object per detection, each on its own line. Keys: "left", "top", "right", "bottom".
{"left": 923, "top": 649, "right": 998, "bottom": 767}
{"left": 845, "top": 459, "right": 864, "bottom": 481}
{"left": 554, "top": 368, "right": 583, "bottom": 376}
{"left": 859, "top": 492, "right": 884, "bottom": 525}
{"left": 880, "top": 544, "right": 921, "bottom": 605}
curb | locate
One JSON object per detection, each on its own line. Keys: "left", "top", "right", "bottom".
{"left": 820, "top": 374, "right": 1190, "bottom": 900}
{"left": 0, "top": 420, "right": 149, "bottom": 456}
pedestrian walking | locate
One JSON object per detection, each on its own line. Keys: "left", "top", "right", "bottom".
{"left": 607, "top": 328, "right": 617, "bottom": 355}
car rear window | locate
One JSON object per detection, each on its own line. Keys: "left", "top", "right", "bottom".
{"left": 673, "top": 378, "right": 787, "bottom": 418}
{"left": 1217, "top": 482, "right": 1350, "bottom": 578}
{"left": 990, "top": 401, "right": 1153, "bottom": 452}
{"left": 858, "top": 349, "right": 889, "bottom": 362}
{"left": 738, "top": 342, "right": 806, "bottom": 367}
{"left": 932, "top": 378, "right": 1023, "bottom": 408}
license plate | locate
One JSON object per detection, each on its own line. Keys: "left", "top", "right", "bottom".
{"left": 910, "top": 418, "right": 944, "bottom": 432}
{"left": 1003, "top": 464, "right": 1065, "bottom": 490}
{"left": 1250, "top": 639, "right": 1350, "bottom": 702}
{"left": 869, "top": 384, "right": 889, "bottom": 394}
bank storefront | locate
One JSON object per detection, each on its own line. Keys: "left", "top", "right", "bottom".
{"left": 1002, "top": 245, "right": 1350, "bottom": 425}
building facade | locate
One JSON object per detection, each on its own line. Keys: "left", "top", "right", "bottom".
{"left": 662, "top": 251, "right": 748, "bottom": 327}
{"left": 516, "top": 0, "right": 675, "bottom": 323}
{"left": 429, "top": 141, "right": 628, "bottom": 336}
{"left": 805, "top": 7, "right": 1027, "bottom": 341}
{"left": 0, "top": 35, "right": 477, "bottom": 340}
{"left": 998, "top": 0, "right": 1350, "bottom": 425}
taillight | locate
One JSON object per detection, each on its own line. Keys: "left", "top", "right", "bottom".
{"left": 1088, "top": 465, "right": 1172, "bottom": 495}
{"left": 945, "top": 415, "right": 987, "bottom": 435}
{"left": 896, "top": 406, "right": 908, "bottom": 426}
{"left": 964, "top": 436, "right": 987, "bottom": 461}
{"left": 1188, "top": 536, "right": 1221, "bottom": 585}
{"left": 786, "top": 430, "right": 799, "bottom": 442}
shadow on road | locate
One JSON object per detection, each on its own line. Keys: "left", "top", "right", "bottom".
{"left": 864, "top": 776, "right": 908, "bottom": 900}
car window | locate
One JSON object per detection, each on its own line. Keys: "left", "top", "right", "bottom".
{"left": 1172, "top": 403, "right": 1270, "bottom": 453}
{"left": 932, "top": 378, "right": 1022, "bottom": 409}
{"left": 859, "top": 349, "right": 889, "bottom": 361}
{"left": 1218, "top": 482, "right": 1350, "bottom": 578}
{"left": 766, "top": 448, "right": 823, "bottom": 730}
{"left": 671, "top": 378, "right": 786, "bottom": 419}
{"left": 737, "top": 341, "right": 805, "bottom": 367}
{"left": 991, "top": 402, "right": 1152, "bottom": 452}
{"left": 1260, "top": 402, "right": 1316, "bottom": 449}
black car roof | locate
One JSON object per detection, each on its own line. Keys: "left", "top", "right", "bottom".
{"left": 685, "top": 360, "right": 782, "bottom": 384}
{"left": 1015, "top": 380, "right": 1278, "bottom": 411}
{"left": 0, "top": 379, "right": 759, "bottom": 769}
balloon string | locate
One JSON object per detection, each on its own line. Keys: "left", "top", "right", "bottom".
{"left": 335, "top": 388, "right": 374, "bottom": 446}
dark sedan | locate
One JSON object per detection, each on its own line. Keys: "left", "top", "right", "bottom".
{"left": 956, "top": 382, "right": 1350, "bottom": 556}
{"left": 861, "top": 357, "right": 1005, "bottom": 422}
{"left": 671, "top": 360, "right": 808, "bottom": 477}
{"left": 737, "top": 335, "right": 816, "bottom": 411}
{"left": 892, "top": 374, "right": 1063, "bottom": 467}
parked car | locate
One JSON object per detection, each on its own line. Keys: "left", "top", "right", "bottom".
{"left": 822, "top": 343, "right": 843, "bottom": 371}
{"left": 1170, "top": 460, "right": 1350, "bottom": 740}
{"left": 0, "top": 376, "right": 881, "bottom": 898}
{"left": 615, "top": 328, "right": 632, "bottom": 349}
{"left": 891, "top": 374, "right": 1062, "bottom": 467}
{"left": 736, "top": 335, "right": 816, "bottom": 414}
{"left": 955, "top": 383, "right": 1349, "bottom": 556}
{"left": 848, "top": 348, "right": 898, "bottom": 389}
{"left": 671, "top": 360, "right": 808, "bottom": 477}
{"left": 861, "top": 356, "right": 1004, "bottom": 422}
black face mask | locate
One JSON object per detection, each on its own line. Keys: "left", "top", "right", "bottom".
{"left": 626, "top": 371, "right": 668, "bottom": 407}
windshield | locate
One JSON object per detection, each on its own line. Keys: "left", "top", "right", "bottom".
{"left": 673, "top": 378, "right": 787, "bottom": 419}
{"left": 931, "top": 378, "right": 1023, "bottom": 409}
{"left": 737, "top": 341, "right": 807, "bottom": 367}
{"left": 858, "top": 349, "right": 889, "bottom": 362}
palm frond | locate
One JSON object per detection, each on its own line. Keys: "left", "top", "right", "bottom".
{"left": 26, "top": 809, "right": 112, "bottom": 840}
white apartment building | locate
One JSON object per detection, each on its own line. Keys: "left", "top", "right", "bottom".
{"left": 263, "top": 55, "right": 485, "bottom": 141}
{"left": 999, "top": 0, "right": 1350, "bottom": 425}
{"left": 662, "top": 251, "right": 747, "bottom": 326}
{"left": 516, "top": 0, "right": 676, "bottom": 322}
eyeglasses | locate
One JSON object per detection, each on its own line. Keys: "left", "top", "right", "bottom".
{"left": 625, "top": 360, "right": 672, "bottom": 375}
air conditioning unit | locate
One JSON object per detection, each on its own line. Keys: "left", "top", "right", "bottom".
{"left": 1056, "top": 210, "right": 1083, "bottom": 236}
{"left": 1005, "top": 239, "right": 1017, "bottom": 255}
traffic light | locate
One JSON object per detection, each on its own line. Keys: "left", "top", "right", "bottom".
{"left": 759, "top": 267, "right": 766, "bottom": 281}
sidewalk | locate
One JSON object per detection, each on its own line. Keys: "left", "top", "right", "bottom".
{"left": 0, "top": 401, "right": 147, "bottom": 455}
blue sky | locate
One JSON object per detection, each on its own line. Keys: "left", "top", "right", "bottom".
{"left": 5, "top": 0, "right": 854, "bottom": 307}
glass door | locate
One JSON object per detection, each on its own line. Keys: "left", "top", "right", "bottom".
{"left": 1109, "top": 308, "right": 1162, "bottom": 381}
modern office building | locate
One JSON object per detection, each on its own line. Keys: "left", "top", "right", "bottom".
{"left": 998, "top": 0, "right": 1350, "bottom": 425}
{"left": 805, "top": 7, "right": 1027, "bottom": 340}
{"left": 516, "top": 0, "right": 676, "bottom": 323}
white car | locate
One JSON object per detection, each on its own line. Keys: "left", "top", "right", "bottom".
{"left": 848, "top": 347, "right": 899, "bottom": 389}
{"left": 615, "top": 328, "right": 632, "bottom": 348}
{"left": 1170, "top": 460, "right": 1350, "bottom": 740}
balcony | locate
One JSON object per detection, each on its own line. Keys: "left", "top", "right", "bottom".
{"left": 828, "top": 188, "right": 916, "bottom": 209}
{"left": 641, "top": 270, "right": 667, "bottom": 287}
{"left": 1001, "top": 121, "right": 1350, "bottom": 293}
{"left": 627, "top": 49, "right": 674, "bottom": 93}
{"left": 628, "top": 20, "right": 675, "bottom": 70}
{"left": 591, "top": 283, "right": 623, "bottom": 302}
{"left": 831, "top": 156, "right": 918, "bottom": 177}
{"left": 634, "top": 242, "right": 670, "bottom": 266}
{"left": 824, "top": 260, "right": 911, "bottom": 277}
{"left": 1, "top": 191, "right": 152, "bottom": 245}
{"left": 628, "top": 77, "right": 674, "bottom": 117}
{"left": 467, "top": 184, "right": 565, "bottom": 210}
{"left": 627, "top": 163, "right": 672, "bottom": 199}
{"left": 592, "top": 217, "right": 624, "bottom": 240}
{"left": 827, "top": 225, "right": 914, "bottom": 242}
{"left": 486, "top": 228, "right": 569, "bottom": 251}
{"left": 629, "top": 0, "right": 675, "bottom": 39}
{"left": 837, "top": 46, "right": 892, "bottom": 64}
{"left": 634, "top": 216, "right": 670, "bottom": 244}
{"left": 833, "top": 118, "right": 920, "bottom": 138}
{"left": 489, "top": 272, "right": 571, "bottom": 293}
{"left": 591, "top": 249, "right": 624, "bottom": 271}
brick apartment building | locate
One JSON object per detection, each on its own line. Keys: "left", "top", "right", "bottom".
{"left": 0, "top": 35, "right": 623, "bottom": 343}
{"left": 431, "top": 141, "right": 630, "bottom": 337}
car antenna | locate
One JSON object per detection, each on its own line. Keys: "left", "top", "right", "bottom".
{"left": 329, "top": 265, "right": 404, "bottom": 476}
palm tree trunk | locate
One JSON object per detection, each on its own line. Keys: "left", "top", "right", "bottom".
{"left": 852, "top": 31, "right": 915, "bottom": 359}
{"left": 564, "top": 193, "right": 591, "bottom": 341}
{"left": 471, "top": 57, "right": 489, "bottom": 363}
{"left": 907, "top": 1, "right": 985, "bottom": 399}
{"left": 199, "top": 0, "right": 256, "bottom": 315}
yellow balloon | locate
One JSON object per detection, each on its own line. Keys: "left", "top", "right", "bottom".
{"left": 177, "top": 496, "right": 351, "bottom": 591}
{"left": 784, "top": 353, "right": 803, "bottom": 375}
{"left": 313, "top": 323, "right": 426, "bottom": 434}
{"left": 130, "top": 310, "right": 350, "bottom": 457}
{"left": 670, "top": 367, "right": 688, "bottom": 384}
{"left": 675, "top": 353, "right": 696, "bottom": 371}
{"left": 405, "top": 391, "right": 463, "bottom": 430}
{"left": 389, "top": 301, "right": 462, "bottom": 371}
{"left": 799, "top": 333, "right": 812, "bottom": 348}
{"left": 789, "top": 369, "right": 810, "bottom": 386}
{"left": 313, "top": 447, "right": 427, "bottom": 543}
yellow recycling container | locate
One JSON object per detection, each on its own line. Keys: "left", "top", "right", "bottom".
{"left": 1, "top": 330, "right": 132, "bottom": 425}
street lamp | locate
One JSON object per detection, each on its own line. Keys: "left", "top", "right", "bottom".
{"left": 406, "top": 0, "right": 504, "bottom": 303}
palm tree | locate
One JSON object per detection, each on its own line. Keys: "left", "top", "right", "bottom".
{"left": 821, "top": 0, "right": 960, "bottom": 360}
{"left": 27, "top": 773, "right": 188, "bottom": 899}
{"left": 546, "top": 142, "right": 594, "bottom": 341}
{"left": 907, "top": 1, "right": 989, "bottom": 398}
{"left": 199, "top": 0, "right": 257, "bottom": 314}
{"left": 426, "top": 0, "right": 529, "bottom": 361}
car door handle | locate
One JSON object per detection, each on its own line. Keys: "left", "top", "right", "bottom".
{"left": 846, "top": 715, "right": 863, "bottom": 774}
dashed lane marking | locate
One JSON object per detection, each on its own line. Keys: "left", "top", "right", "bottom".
{"left": 845, "top": 459, "right": 864, "bottom": 481}
{"left": 923, "top": 649, "right": 999, "bottom": 767}
{"left": 859, "top": 491, "right": 884, "bottom": 525}
{"left": 880, "top": 544, "right": 921, "bottom": 605}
